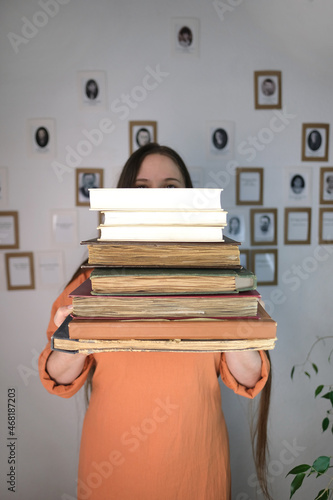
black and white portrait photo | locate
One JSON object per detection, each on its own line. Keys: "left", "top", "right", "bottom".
{"left": 129, "top": 121, "right": 157, "bottom": 154}
{"left": 302, "top": 123, "right": 329, "bottom": 161}
{"left": 85, "top": 79, "right": 99, "bottom": 100}
{"left": 76, "top": 168, "right": 104, "bottom": 206}
{"left": 251, "top": 208, "right": 277, "bottom": 245}
{"left": 224, "top": 212, "right": 246, "bottom": 242}
{"left": 284, "top": 167, "right": 312, "bottom": 204}
{"left": 254, "top": 71, "right": 281, "bottom": 109}
{"left": 320, "top": 167, "right": 333, "bottom": 203}
{"left": 28, "top": 118, "right": 56, "bottom": 158}
{"left": 177, "top": 26, "right": 193, "bottom": 47}
{"left": 78, "top": 71, "right": 107, "bottom": 110}
{"left": 207, "top": 121, "right": 234, "bottom": 159}
{"left": 212, "top": 128, "right": 228, "bottom": 150}
{"left": 172, "top": 18, "right": 199, "bottom": 56}
{"left": 136, "top": 127, "right": 151, "bottom": 148}
{"left": 35, "top": 126, "right": 49, "bottom": 148}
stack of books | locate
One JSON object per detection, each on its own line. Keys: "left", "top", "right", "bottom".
{"left": 51, "top": 188, "right": 277, "bottom": 353}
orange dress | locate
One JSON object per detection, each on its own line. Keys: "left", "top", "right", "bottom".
{"left": 39, "top": 270, "right": 270, "bottom": 500}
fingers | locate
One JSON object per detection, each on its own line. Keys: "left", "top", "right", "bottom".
{"left": 54, "top": 305, "right": 73, "bottom": 328}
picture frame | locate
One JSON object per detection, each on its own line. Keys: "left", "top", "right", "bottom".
{"left": 77, "top": 70, "right": 108, "bottom": 110}
{"left": 251, "top": 249, "right": 278, "bottom": 286}
{"left": 27, "top": 118, "right": 56, "bottom": 158}
{"left": 0, "top": 211, "right": 19, "bottom": 249}
{"left": 50, "top": 209, "right": 78, "bottom": 247}
{"left": 171, "top": 17, "right": 199, "bottom": 56}
{"left": 319, "top": 208, "right": 333, "bottom": 244}
{"left": 224, "top": 211, "right": 246, "bottom": 242}
{"left": 236, "top": 167, "right": 264, "bottom": 205}
{"left": 254, "top": 71, "right": 282, "bottom": 110}
{"left": 301, "top": 123, "right": 329, "bottom": 162}
{"left": 284, "top": 207, "right": 312, "bottom": 245}
{"left": 240, "top": 249, "right": 250, "bottom": 270}
{"left": 284, "top": 166, "right": 312, "bottom": 205}
{"left": 319, "top": 167, "right": 333, "bottom": 204}
{"left": 0, "top": 167, "right": 8, "bottom": 208}
{"left": 250, "top": 208, "right": 277, "bottom": 245}
{"left": 76, "top": 168, "right": 104, "bottom": 206}
{"left": 5, "top": 252, "right": 35, "bottom": 291}
{"left": 129, "top": 121, "right": 157, "bottom": 154}
{"left": 206, "top": 121, "right": 235, "bottom": 160}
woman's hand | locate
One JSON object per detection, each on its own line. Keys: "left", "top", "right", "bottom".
{"left": 54, "top": 305, "right": 73, "bottom": 327}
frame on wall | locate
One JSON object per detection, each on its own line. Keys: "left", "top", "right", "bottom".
{"left": 5, "top": 252, "right": 35, "bottom": 290}
{"left": 320, "top": 167, "right": 333, "bottom": 204}
{"left": 301, "top": 123, "right": 329, "bottom": 162}
{"left": 254, "top": 71, "right": 282, "bottom": 110}
{"left": 206, "top": 121, "right": 235, "bottom": 160}
{"left": 77, "top": 71, "right": 108, "bottom": 110}
{"left": 284, "top": 207, "right": 312, "bottom": 245}
{"left": 236, "top": 167, "right": 264, "bottom": 205}
{"left": 76, "top": 168, "right": 104, "bottom": 206}
{"left": 240, "top": 249, "right": 250, "bottom": 269}
{"left": 171, "top": 17, "right": 199, "bottom": 56}
{"left": 0, "top": 211, "right": 19, "bottom": 249}
{"left": 319, "top": 207, "right": 333, "bottom": 244}
{"left": 251, "top": 249, "right": 278, "bottom": 286}
{"left": 129, "top": 121, "right": 157, "bottom": 154}
{"left": 27, "top": 118, "right": 56, "bottom": 158}
{"left": 250, "top": 208, "right": 277, "bottom": 246}
{"left": 284, "top": 166, "right": 312, "bottom": 205}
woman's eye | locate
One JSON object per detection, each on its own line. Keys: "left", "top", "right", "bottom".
{"left": 166, "top": 184, "right": 176, "bottom": 188}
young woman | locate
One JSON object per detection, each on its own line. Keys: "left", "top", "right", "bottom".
{"left": 39, "top": 143, "right": 271, "bottom": 500}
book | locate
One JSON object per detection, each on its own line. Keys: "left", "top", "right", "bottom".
{"left": 100, "top": 209, "right": 228, "bottom": 226}
{"left": 81, "top": 237, "right": 241, "bottom": 268}
{"left": 89, "top": 267, "right": 257, "bottom": 295}
{"left": 89, "top": 188, "right": 223, "bottom": 211}
{"left": 51, "top": 304, "right": 277, "bottom": 352}
{"left": 97, "top": 225, "right": 225, "bottom": 242}
{"left": 69, "top": 279, "right": 260, "bottom": 319}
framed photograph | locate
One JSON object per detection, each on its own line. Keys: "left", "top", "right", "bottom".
{"left": 35, "top": 251, "right": 65, "bottom": 289}
{"left": 77, "top": 71, "right": 108, "bottom": 110}
{"left": 224, "top": 211, "right": 246, "bottom": 242}
{"left": 320, "top": 167, "right": 333, "bottom": 204}
{"left": 0, "top": 167, "right": 8, "bottom": 208}
{"left": 236, "top": 168, "right": 264, "bottom": 205}
{"left": 76, "top": 168, "right": 104, "bottom": 206}
{"left": 206, "top": 121, "right": 235, "bottom": 160}
{"left": 319, "top": 208, "right": 333, "bottom": 244}
{"left": 171, "top": 18, "right": 199, "bottom": 56}
{"left": 50, "top": 209, "right": 78, "bottom": 247}
{"left": 250, "top": 208, "right": 277, "bottom": 245}
{"left": 5, "top": 252, "right": 35, "bottom": 291}
{"left": 251, "top": 249, "right": 278, "bottom": 286}
{"left": 302, "top": 123, "right": 329, "bottom": 162}
{"left": 0, "top": 211, "right": 19, "bottom": 249}
{"left": 240, "top": 249, "right": 250, "bottom": 269}
{"left": 27, "top": 118, "right": 56, "bottom": 158}
{"left": 129, "top": 121, "right": 157, "bottom": 154}
{"left": 254, "top": 71, "right": 282, "bottom": 109}
{"left": 284, "top": 166, "right": 312, "bottom": 205}
{"left": 284, "top": 207, "right": 312, "bottom": 244}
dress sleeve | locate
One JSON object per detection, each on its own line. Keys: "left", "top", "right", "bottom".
{"left": 219, "top": 351, "right": 270, "bottom": 399}
{"left": 38, "top": 270, "right": 95, "bottom": 399}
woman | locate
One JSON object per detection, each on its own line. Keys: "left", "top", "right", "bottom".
{"left": 39, "top": 143, "right": 271, "bottom": 500}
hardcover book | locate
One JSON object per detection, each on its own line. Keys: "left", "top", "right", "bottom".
{"left": 100, "top": 209, "right": 228, "bottom": 226}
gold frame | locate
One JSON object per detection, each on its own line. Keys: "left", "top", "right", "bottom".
{"left": 5, "top": 252, "right": 35, "bottom": 290}
{"left": 0, "top": 211, "right": 19, "bottom": 249}
{"left": 236, "top": 167, "right": 264, "bottom": 205}
{"left": 319, "top": 207, "right": 333, "bottom": 244}
{"left": 284, "top": 207, "right": 312, "bottom": 245}
{"left": 319, "top": 167, "right": 333, "bottom": 204}
{"left": 251, "top": 249, "right": 278, "bottom": 286}
{"left": 129, "top": 121, "right": 157, "bottom": 154}
{"left": 76, "top": 168, "right": 104, "bottom": 207}
{"left": 254, "top": 70, "right": 282, "bottom": 110}
{"left": 301, "top": 123, "right": 329, "bottom": 162}
{"left": 250, "top": 208, "right": 277, "bottom": 246}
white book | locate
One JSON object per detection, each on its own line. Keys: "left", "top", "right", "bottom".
{"left": 89, "top": 188, "right": 223, "bottom": 211}
{"left": 97, "top": 225, "right": 224, "bottom": 242}
{"left": 101, "top": 210, "right": 228, "bottom": 226}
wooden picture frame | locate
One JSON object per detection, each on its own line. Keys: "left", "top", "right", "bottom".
{"left": 254, "top": 71, "right": 282, "bottom": 110}
{"left": 5, "top": 252, "right": 35, "bottom": 290}
{"left": 0, "top": 211, "right": 19, "bottom": 249}
{"left": 284, "top": 207, "right": 312, "bottom": 245}
{"left": 251, "top": 249, "right": 278, "bottom": 286}
{"left": 250, "top": 208, "right": 277, "bottom": 246}
{"left": 319, "top": 167, "right": 333, "bottom": 204}
{"left": 129, "top": 121, "right": 157, "bottom": 154}
{"left": 76, "top": 168, "right": 104, "bottom": 206}
{"left": 301, "top": 123, "right": 329, "bottom": 162}
{"left": 319, "top": 207, "right": 333, "bottom": 244}
{"left": 236, "top": 168, "right": 263, "bottom": 205}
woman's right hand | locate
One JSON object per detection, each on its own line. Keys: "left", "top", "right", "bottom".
{"left": 54, "top": 305, "right": 73, "bottom": 327}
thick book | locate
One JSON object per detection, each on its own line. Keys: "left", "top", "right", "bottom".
{"left": 89, "top": 267, "right": 257, "bottom": 295}
{"left": 81, "top": 237, "right": 241, "bottom": 268}
{"left": 69, "top": 279, "right": 260, "bottom": 320}
{"left": 98, "top": 225, "right": 224, "bottom": 242}
{"left": 101, "top": 209, "right": 228, "bottom": 226}
{"left": 89, "top": 188, "right": 223, "bottom": 211}
{"left": 51, "top": 304, "right": 277, "bottom": 352}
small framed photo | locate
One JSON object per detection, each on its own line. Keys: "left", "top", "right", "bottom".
{"left": 236, "top": 167, "right": 264, "bottom": 205}
{"left": 129, "top": 121, "right": 157, "bottom": 154}
{"left": 240, "top": 249, "right": 250, "bottom": 269}
{"left": 250, "top": 208, "right": 277, "bottom": 245}
{"left": 251, "top": 249, "right": 278, "bottom": 286}
{"left": 319, "top": 208, "right": 333, "bottom": 244}
{"left": 284, "top": 167, "right": 312, "bottom": 205}
{"left": 5, "top": 252, "right": 35, "bottom": 291}
{"left": 76, "top": 168, "right": 104, "bottom": 206}
{"left": 320, "top": 167, "right": 333, "bottom": 204}
{"left": 27, "top": 118, "right": 56, "bottom": 158}
{"left": 302, "top": 123, "right": 329, "bottom": 162}
{"left": 206, "top": 121, "right": 235, "bottom": 160}
{"left": 254, "top": 71, "right": 282, "bottom": 109}
{"left": 224, "top": 211, "right": 246, "bottom": 242}
{"left": 0, "top": 211, "right": 19, "bottom": 249}
{"left": 171, "top": 18, "right": 199, "bottom": 56}
{"left": 50, "top": 209, "right": 78, "bottom": 247}
{"left": 0, "top": 167, "right": 8, "bottom": 208}
{"left": 284, "top": 207, "right": 312, "bottom": 245}
{"left": 77, "top": 71, "right": 108, "bottom": 110}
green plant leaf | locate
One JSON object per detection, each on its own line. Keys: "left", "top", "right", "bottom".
{"left": 315, "top": 385, "right": 324, "bottom": 397}
{"left": 291, "top": 366, "right": 295, "bottom": 379}
{"left": 314, "top": 489, "right": 329, "bottom": 500}
{"left": 312, "top": 456, "right": 330, "bottom": 474}
{"left": 290, "top": 473, "right": 306, "bottom": 498}
{"left": 321, "top": 391, "right": 333, "bottom": 406}
{"left": 312, "top": 363, "right": 318, "bottom": 374}
{"left": 322, "top": 417, "right": 329, "bottom": 432}
{"left": 305, "top": 371, "right": 311, "bottom": 379}
{"left": 287, "top": 464, "right": 311, "bottom": 475}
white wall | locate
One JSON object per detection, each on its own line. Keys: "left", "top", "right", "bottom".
{"left": 1, "top": 1, "right": 332, "bottom": 499}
